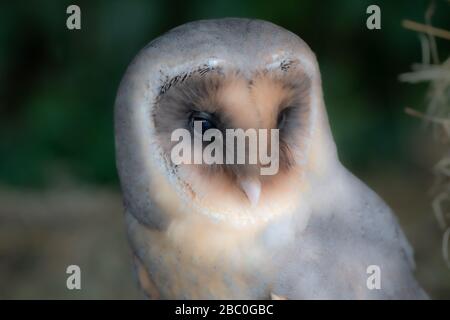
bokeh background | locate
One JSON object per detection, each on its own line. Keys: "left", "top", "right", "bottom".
{"left": 0, "top": 0, "right": 449, "bottom": 299}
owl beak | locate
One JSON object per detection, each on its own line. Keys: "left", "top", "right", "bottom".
{"left": 239, "top": 176, "right": 261, "bottom": 207}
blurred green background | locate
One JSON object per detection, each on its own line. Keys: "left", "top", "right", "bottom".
{"left": 0, "top": 0, "right": 449, "bottom": 299}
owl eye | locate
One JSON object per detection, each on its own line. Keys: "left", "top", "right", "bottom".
{"left": 277, "top": 108, "right": 290, "bottom": 129}
{"left": 189, "top": 111, "right": 217, "bottom": 134}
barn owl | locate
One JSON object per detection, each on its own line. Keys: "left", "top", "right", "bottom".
{"left": 114, "top": 18, "right": 428, "bottom": 299}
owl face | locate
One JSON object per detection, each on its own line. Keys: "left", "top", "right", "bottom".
{"left": 115, "top": 19, "right": 337, "bottom": 225}
{"left": 152, "top": 63, "right": 312, "bottom": 219}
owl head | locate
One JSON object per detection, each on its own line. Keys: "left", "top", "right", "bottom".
{"left": 115, "top": 18, "right": 338, "bottom": 226}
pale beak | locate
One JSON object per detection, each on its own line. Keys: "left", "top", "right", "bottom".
{"left": 239, "top": 176, "right": 261, "bottom": 207}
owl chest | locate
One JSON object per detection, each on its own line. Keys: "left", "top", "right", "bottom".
{"left": 148, "top": 220, "right": 271, "bottom": 299}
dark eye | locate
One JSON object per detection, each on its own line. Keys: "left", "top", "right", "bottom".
{"left": 189, "top": 111, "right": 217, "bottom": 134}
{"left": 277, "top": 107, "right": 291, "bottom": 129}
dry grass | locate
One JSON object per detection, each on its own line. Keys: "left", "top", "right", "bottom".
{"left": 400, "top": 1, "right": 450, "bottom": 268}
